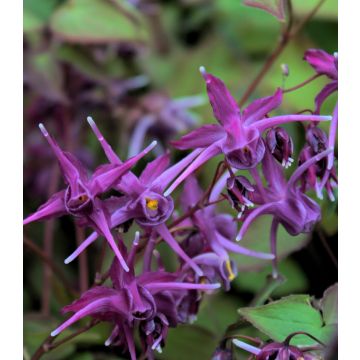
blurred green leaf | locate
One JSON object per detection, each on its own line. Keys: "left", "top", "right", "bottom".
{"left": 238, "top": 294, "right": 335, "bottom": 346}
{"left": 320, "top": 283, "right": 337, "bottom": 326}
{"left": 158, "top": 324, "right": 217, "bottom": 360}
{"left": 196, "top": 293, "right": 244, "bottom": 334}
{"left": 24, "top": 0, "right": 62, "bottom": 22}
{"left": 232, "top": 216, "right": 309, "bottom": 271}
{"left": 292, "top": 0, "right": 338, "bottom": 20}
{"left": 50, "top": 0, "right": 148, "bottom": 44}
{"left": 233, "top": 258, "right": 309, "bottom": 296}
{"left": 24, "top": 8, "right": 45, "bottom": 33}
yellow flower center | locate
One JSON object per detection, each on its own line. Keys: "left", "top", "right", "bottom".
{"left": 146, "top": 198, "right": 159, "bottom": 211}
{"left": 226, "top": 260, "right": 236, "bottom": 281}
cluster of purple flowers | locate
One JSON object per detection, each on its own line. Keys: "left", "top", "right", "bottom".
{"left": 23, "top": 48, "right": 337, "bottom": 359}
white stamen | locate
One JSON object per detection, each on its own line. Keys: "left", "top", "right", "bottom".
{"left": 282, "top": 159, "right": 286, "bottom": 167}
{"left": 104, "top": 338, "right": 112, "bottom": 346}
{"left": 133, "top": 231, "right": 140, "bottom": 246}
{"left": 163, "top": 188, "right": 171, "bottom": 197}
{"left": 237, "top": 211, "right": 243, "bottom": 219}
{"left": 333, "top": 52, "right": 338, "bottom": 58}
{"left": 50, "top": 329, "right": 59, "bottom": 337}
{"left": 189, "top": 315, "right": 197, "bottom": 324}
{"left": 199, "top": 66, "right": 207, "bottom": 77}
{"left": 288, "top": 157, "right": 294, "bottom": 163}
{"left": 38, "top": 123, "right": 49, "bottom": 137}
{"left": 241, "top": 205, "right": 245, "bottom": 212}
{"left": 156, "top": 345, "right": 162, "bottom": 354}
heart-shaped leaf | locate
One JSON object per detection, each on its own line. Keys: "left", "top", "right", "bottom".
{"left": 238, "top": 294, "right": 335, "bottom": 346}
{"left": 320, "top": 283, "right": 337, "bottom": 326}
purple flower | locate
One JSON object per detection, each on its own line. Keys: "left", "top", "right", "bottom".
{"left": 236, "top": 147, "right": 333, "bottom": 242}
{"left": 64, "top": 117, "right": 205, "bottom": 276}
{"left": 299, "top": 121, "right": 338, "bottom": 201}
{"left": 178, "top": 175, "right": 274, "bottom": 289}
{"left": 23, "top": 123, "right": 156, "bottom": 272}
{"left": 304, "top": 49, "right": 338, "bottom": 114}
{"left": 265, "top": 127, "right": 294, "bottom": 168}
{"left": 165, "top": 68, "right": 331, "bottom": 196}
{"left": 50, "top": 232, "right": 220, "bottom": 359}
{"left": 233, "top": 339, "right": 316, "bottom": 360}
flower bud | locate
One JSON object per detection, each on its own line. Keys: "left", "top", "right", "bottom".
{"left": 226, "top": 175, "right": 254, "bottom": 215}
{"left": 266, "top": 127, "right": 294, "bottom": 168}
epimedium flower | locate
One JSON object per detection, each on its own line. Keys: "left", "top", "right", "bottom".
{"left": 165, "top": 68, "right": 331, "bottom": 197}
{"left": 265, "top": 127, "right": 294, "bottom": 168}
{"left": 64, "top": 117, "right": 205, "bottom": 276}
{"left": 232, "top": 331, "right": 325, "bottom": 360}
{"left": 235, "top": 147, "right": 332, "bottom": 276}
{"left": 177, "top": 175, "right": 274, "bottom": 289}
{"left": 233, "top": 339, "right": 316, "bottom": 360}
{"left": 23, "top": 122, "right": 157, "bottom": 272}
{"left": 304, "top": 49, "right": 338, "bottom": 114}
{"left": 50, "top": 232, "right": 220, "bottom": 360}
{"left": 299, "top": 119, "right": 338, "bottom": 201}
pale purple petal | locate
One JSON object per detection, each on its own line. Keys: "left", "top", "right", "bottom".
{"left": 315, "top": 81, "right": 337, "bottom": 114}
{"left": 243, "top": 88, "right": 283, "bottom": 125}
{"left": 254, "top": 114, "right": 332, "bottom": 133}
{"left": 155, "top": 223, "right": 204, "bottom": 276}
{"left": 23, "top": 190, "right": 67, "bottom": 225}
{"left": 139, "top": 153, "right": 170, "bottom": 186}
{"left": 171, "top": 124, "right": 225, "bottom": 150}
{"left": 164, "top": 143, "right": 222, "bottom": 197}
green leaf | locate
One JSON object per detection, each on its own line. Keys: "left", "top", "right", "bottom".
{"left": 233, "top": 258, "right": 309, "bottom": 297}
{"left": 157, "top": 324, "right": 218, "bottom": 360}
{"left": 24, "top": 8, "right": 45, "bottom": 33}
{"left": 238, "top": 295, "right": 333, "bottom": 346}
{"left": 242, "top": 0, "right": 286, "bottom": 21}
{"left": 232, "top": 216, "right": 309, "bottom": 271}
{"left": 24, "top": 0, "right": 61, "bottom": 22}
{"left": 320, "top": 283, "right": 337, "bottom": 326}
{"left": 50, "top": 0, "right": 148, "bottom": 44}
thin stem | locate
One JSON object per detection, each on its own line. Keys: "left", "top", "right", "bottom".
{"left": 31, "top": 320, "right": 99, "bottom": 360}
{"left": 270, "top": 219, "right": 280, "bottom": 278}
{"left": 283, "top": 74, "right": 321, "bottom": 93}
{"left": 75, "top": 226, "right": 89, "bottom": 293}
{"left": 249, "top": 273, "right": 285, "bottom": 306}
{"left": 24, "top": 236, "right": 77, "bottom": 298}
{"left": 94, "top": 239, "right": 108, "bottom": 285}
{"left": 317, "top": 228, "right": 338, "bottom": 269}
{"left": 239, "top": 0, "right": 326, "bottom": 107}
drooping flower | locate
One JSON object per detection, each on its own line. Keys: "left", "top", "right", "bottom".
{"left": 50, "top": 232, "right": 220, "bottom": 360}
{"left": 232, "top": 331, "right": 325, "bottom": 360}
{"left": 177, "top": 175, "right": 274, "bottom": 289}
{"left": 265, "top": 127, "right": 294, "bottom": 168}
{"left": 304, "top": 49, "right": 338, "bottom": 114}
{"left": 233, "top": 338, "right": 317, "bottom": 360}
{"left": 64, "top": 117, "right": 204, "bottom": 276}
{"left": 299, "top": 120, "right": 338, "bottom": 201}
{"left": 236, "top": 147, "right": 332, "bottom": 241}
{"left": 23, "top": 123, "right": 156, "bottom": 272}
{"left": 165, "top": 68, "right": 331, "bottom": 196}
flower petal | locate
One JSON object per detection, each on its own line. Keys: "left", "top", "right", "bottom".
{"left": 304, "top": 49, "right": 337, "bottom": 79}
{"left": 139, "top": 153, "right": 170, "bottom": 186}
{"left": 171, "top": 124, "right": 225, "bottom": 150}
{"left": 243, "top": 88, "right": 283, "bottom": 125}
{"left": 23, "top": 190, "right": 67, "bottom": 225}
{"left": 200, "top": 69, "right": 241, "bottom": 128}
